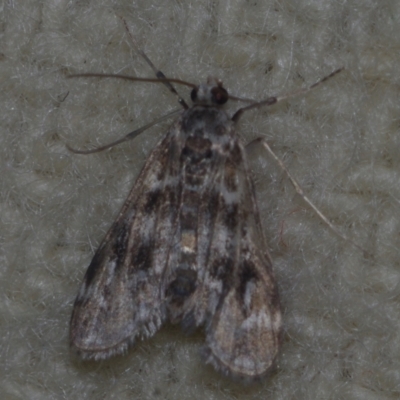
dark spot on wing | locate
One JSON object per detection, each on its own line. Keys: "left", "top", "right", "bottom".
{"left": 144, "top": 189, "right": 162, "bottom": 213}
{"left": 237, "top": 260, "right": 258, "bottom": 302}
{"left": 181, "top": 209, "right": 196, "bottom": 230}
{"left": 207, "top": 190, "right": 220, "bottom": 223}
{"left": 210, "top": 257, "right": 234, "bottom": 288}
{"left": 83, "top": 222, "right": 130, "bottom": 286}
{"left": 167, "top": 268, "right": 197, "bottom": 305}
{"left": 224, "top": 202, "right": 239, "bottom": 232}
{"left": 132, "top": 241, "right": 154, "bottom": 271}
{"left": 113, "top": 223, "right": 130, "bottom": 268}
{"left": 83, "top": 250, "right": 103, "bottom": 288}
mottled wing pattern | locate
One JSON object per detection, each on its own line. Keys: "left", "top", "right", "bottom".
{"left": 70, "top": 123, "right": 183, "bottom": 360}
{"left": 70, "top": 86, "right": 281, "bottom": 380}
{"left": 202, "top": 139, "right": 282, "bottom": 380}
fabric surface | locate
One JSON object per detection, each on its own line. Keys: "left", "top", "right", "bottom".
{"left": 1, "top": 1, "right": 398, "bottom": 398}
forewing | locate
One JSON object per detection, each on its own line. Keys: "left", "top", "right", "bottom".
{"left": 70, "top": 125, "right": 183, "bottom": 360}
{"left": 203, "top": 140, "right": 282, "bottom": 380}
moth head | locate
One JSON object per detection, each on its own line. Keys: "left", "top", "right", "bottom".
{"left": 190, "top": 77, "right": 229, "bottom": 106}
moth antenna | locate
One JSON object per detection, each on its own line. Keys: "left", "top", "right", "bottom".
{"left": 119, "top": 16, "right": 190, "bottom": 110}
{"left": 232, "top": 68, "right": 344, "bottom": 122}
{"left": 67, "top": 74, "right": 197, "bottom": 89}
{"left": 67, "top": 109, "right": 181, "bottom": 154}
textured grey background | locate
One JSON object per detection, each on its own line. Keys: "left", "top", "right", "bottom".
{"left": 1, "top": 0, "right": 399, "bottom": 399}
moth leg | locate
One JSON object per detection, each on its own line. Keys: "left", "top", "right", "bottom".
{"left": 248, "top": 137, "right": 367, "bottom": 254}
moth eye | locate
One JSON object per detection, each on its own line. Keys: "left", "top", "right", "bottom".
{"left": 211, "top": 86, "right": 228, "bottom": 105}
{"left": 190, "top": 88, "right": 198, "bottom": 102}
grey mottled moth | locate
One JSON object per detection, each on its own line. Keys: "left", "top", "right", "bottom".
{"left": 68, "top": 33, "right": 343, "bottom": 381}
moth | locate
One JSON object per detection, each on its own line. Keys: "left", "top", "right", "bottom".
{"left": 68, "top": 32, "right": 343, "bottom": 381}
